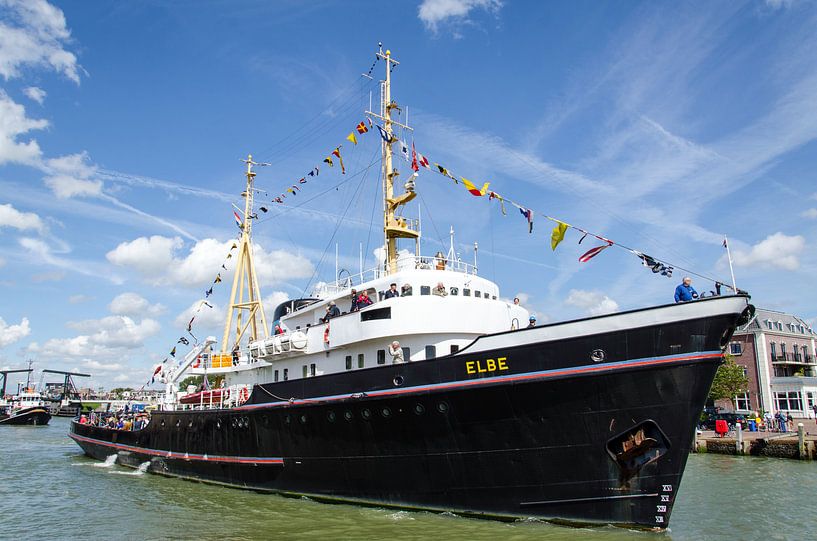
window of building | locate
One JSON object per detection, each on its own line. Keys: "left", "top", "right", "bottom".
{"left": 310, "top": 363, "right": 316, "bottom": 376}
{"left": 774, "top": 391, "right": 802, "bottom": 412}
{"left": 345, "top": 355, "right": 352, "bottom": 370}
{"left": 463, "top": 289, "right": 471, "bottom": 296}
{"left": 770, "top": 342, "right": 777, "bottom": 358}
{"left": 377, "top": 349, "right": 386, "bottom": 365}
{"left": 766, "top": 320, "right": 772, "bottom": 329}
{"left": 425, "top": 345, "right": 436, "bottom": 359}
{"left": 274, "top": 369, "right": 279, "bottom": 382}
{"left": 450, "top": 344, "right": 460, "bottom": 354}
{"left": 401, "top": 347, "right": 410, "bottom": 361}
{"left": 730, "top": 342, "right": 742, "bottom": 355}
{"left": 357, "top": 353, "right": 364, "bottom": 368}
{"left": 283, "top": 368, "right": 289, "bottom": 381}
{"left": 734, "top": 392, "right": 750, "bottom": 411}
{"left": 777, "top": 321, "right": 783, "bottom": 331}
{"left": 420, "top": 286, "right": 431, "bottom": 296}
{"left": 780, "top": 343, "right": 787, "bottom": 357}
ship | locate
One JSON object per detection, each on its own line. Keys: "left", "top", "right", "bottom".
{"left": 1, "top": 369, "right": 52, "bottom": 426}
{"left": 69, "top": 46, "right": 754, "bottom": 530}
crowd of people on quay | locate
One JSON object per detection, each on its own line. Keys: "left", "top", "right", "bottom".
{"left": 77, "top": 406, "right": 150, "bottom": 431}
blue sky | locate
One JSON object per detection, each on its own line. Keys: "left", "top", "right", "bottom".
{"left": 1, "top": 0, "right": 816, "bottom": 389}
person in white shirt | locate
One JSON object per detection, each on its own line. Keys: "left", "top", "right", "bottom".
{"left": 389, "top": 341, "right": 405, "bottom": 363}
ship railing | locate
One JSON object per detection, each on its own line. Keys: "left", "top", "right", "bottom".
{"left": 317, "top": 255, "right": 478, "bottom": 296}
{"left": 191, "top": 352, "right": 261, "bottom": 371}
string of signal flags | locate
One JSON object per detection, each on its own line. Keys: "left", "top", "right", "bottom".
{"left": 144, "top": 241, "right": 239, "bottom": 387}
{"left": 253, "top": 115, "right": 733, "bottom": 291}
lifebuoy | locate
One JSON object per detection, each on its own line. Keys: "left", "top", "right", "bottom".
{"left": 323, "top": 325, "right": 330, "bottom": 344}
{"left": 238, "top": 386, "right": 249, "bottom": 404}
{"left": 192, "top": 355, "right": 201, "bottom": 368}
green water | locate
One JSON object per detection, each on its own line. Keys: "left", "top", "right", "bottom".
{"left": 1, "top": 418, "right": 815, "bottom": 541}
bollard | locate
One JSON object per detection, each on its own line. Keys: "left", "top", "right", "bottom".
{"left": 798, "top": 423, "right": 805, "bottom": 459}
{"left": 736, "top": 423, "right": 743, "bottom": 455}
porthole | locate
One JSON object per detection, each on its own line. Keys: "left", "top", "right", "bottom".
{"left": 188, "top": 420, "right": 194, "bottom": 428}
{"left": 216, "top": 419, "right": 222, "bottom": 429}
{"left": 344, "top": 410, "right": 353, "bottom": 421}
{"left": 161, "top": 419, "right": 166, "bottom": 427}
{"left": 231, "top": 417, "right": 237, "bottom": 428}
{"left": 284, "top": 414, "right": 291, "bottom": 425}
{"left": 381, "top": 407, "right": 391, "bottom": 418}
{"left": 361, "top": 408, "right": 372, "bottom": 420}
{"left": 262, "top": 415, "right": 270, "bottom": 427}
{"left": 437, "top": 402, "right": 449, "bottom": 414}
{"left": 176, "top": 419, "right": 181, "bottom": 427}
{"left": 327, "top": 411, "right": 336, "bottom": 422}
{"left": 393, "top": 375, "right": 404, "bottom": 387}
{"left": 414, "top": 404, "right": 425, "bottom": 415}
{"left": 299, "top": 414, "right": 308, "bottom": 424}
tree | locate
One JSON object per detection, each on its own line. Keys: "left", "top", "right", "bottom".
{"left": 177, "top": 375, "right": 223, "bottom": 390}
{"left": 708, "top": 356, "right": 749, "bottom": 402}
{"left": 109, "top": 387, "right": 134, "bottom": 399}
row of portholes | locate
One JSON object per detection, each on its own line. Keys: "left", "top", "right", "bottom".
{"left": 283, "top": 401, "right": 450, "bottom": 425}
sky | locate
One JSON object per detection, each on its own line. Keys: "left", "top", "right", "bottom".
{"left": 1, "top": 0, "right": 816, "bottom": 390}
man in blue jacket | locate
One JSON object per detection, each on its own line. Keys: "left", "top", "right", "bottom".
{"left": 674, "top": 277, "right": 698, "bottom": 303}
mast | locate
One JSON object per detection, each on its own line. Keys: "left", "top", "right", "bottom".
{"left": 221, "top": 155, "right": 270, "bottom": 354}
{"left": 368, "top": 44, "right": 418, "bottom": 275}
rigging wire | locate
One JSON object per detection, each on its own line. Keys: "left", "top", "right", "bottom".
{"left": 299, "top": 149, "right": 376, "bottom": 297}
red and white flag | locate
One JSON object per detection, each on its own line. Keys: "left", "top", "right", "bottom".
{"left": 411, "top": 142, "right": 420, "bottom": 172}
{"left": 416, "top": 151, "right": 430, "bottom": 169}
{"left": 578, "top": 243, "right": 611, "bottom": 263}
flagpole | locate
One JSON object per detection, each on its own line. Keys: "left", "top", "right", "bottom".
{"left": 724, "top": 235, "right": 737, "bottom": 294}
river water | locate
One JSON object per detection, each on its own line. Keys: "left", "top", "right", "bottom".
{"left": 1, "top": 418, "right": 814, "bottom": 541}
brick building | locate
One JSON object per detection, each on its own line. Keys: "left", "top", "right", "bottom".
{"left": 726, "top": 308, "right": 816, "bottom": 418}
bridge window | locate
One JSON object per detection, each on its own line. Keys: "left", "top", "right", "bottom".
{"left": 283, "top": 368, "right": 289, "bottom": 381}
{"left": 358, "top": 353, "right": 365, "bottom": 368}
{"left": 310, "top": 363, "right": 316, "bottom": 376}
{"left": 475, "top": 290, "right": 481, "bottom": 298}
{"left": 450, "top": 287, "right": 458, "bottom": 296}
{"left": 463, "top": 289, "right": 471, "bottom": 296}
{"left": 402, "top": 347, "right": 411, "bottom": 361}
{"left": 274, "top": 369, "right": 279, "bottom": 382}
{"left": 377, "top": 349, "right": 386, "bottom": 365}
{"left": 361, "top": 307, "right": 391, "bottom": 321}
{"left": 450, "top": 344, "right": 459, "bottom": 354}
{"left": 420, "top": 285, "right": 431, "bottom": 295}
{"left": 302, "top": 365, "right": 308, "bottom": 378}
{"left": 425, "top": 345, "right": 436, "bottom": 359}
{"left": 345, "top": 355, "right": 352, "bottom": 370}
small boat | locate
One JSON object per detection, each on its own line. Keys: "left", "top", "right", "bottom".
{"left": 0, "top": 390, "right": 52, "bottom": 426}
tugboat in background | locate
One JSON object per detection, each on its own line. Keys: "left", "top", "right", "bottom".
{"left": 0, "top": 368, "right": 52, "bottom": 426}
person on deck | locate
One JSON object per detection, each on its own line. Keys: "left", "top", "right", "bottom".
{"left": 357, "top": 291, "right": 373, "bottom": 308}
{"left": 349, "top": 289, "right": 359, "bottom": 312}
{"left": 389, "top": 341, "right": 405, "bottom": 363}
{"left": 321, "top": 301, "right": 340, "bottom": 323}
{"left": 513, "top": 297, "right": 520, "bottom": 305}
{"left": 527, "top": 315, "right": 537, "bottom": 328}
{"left": 432, "top": 282, "right": 447, "bottom": 297}
{"left": 384, "top": 283, "right": 400, "bottom": 299}
{"left": 674, "top": 277, "right": 698, "bottom": 303}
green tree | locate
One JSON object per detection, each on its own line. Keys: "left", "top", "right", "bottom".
{"left": 708, "top": 356, "right": 749, "bottom": 402}
{"left": 109, "top": 387, "right": 134, "bottom": 399}
{"left": 177, "top": 375, "right": 223, "bottom": 390}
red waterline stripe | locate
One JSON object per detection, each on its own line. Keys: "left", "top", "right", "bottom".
{"left": 236, "top": 351, "right": 724, "bottom": 411}
{"left": 68, "top": 432, "right": 283, "bottom": 465}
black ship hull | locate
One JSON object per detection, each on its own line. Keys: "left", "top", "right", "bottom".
{"left": 69, "top": 296, "right": 752, "bottom": 530}
{"left": 0, "top": 407, "right": 51, "bottom": 426}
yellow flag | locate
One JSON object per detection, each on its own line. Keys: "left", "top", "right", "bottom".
{"left": 551, "top": 221, "right": 568, "bottom": 250}
{"left": 461, "top": 178, "right": 489, "bottom": 196}
{"left": 346, "top": 132, "right": 358, "bottom": 145}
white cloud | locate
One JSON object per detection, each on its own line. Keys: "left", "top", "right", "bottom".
{"left": 174, "top": 300, "right": 224, "bottom": 332}
{"left": 801, "top": 208, "right": 817, "bottom": 219}
{"left": 0, "top": 257, "right": 5, "bottom": 268}
{"left": 730, "top": 232, "right": 805, "bottom": 271}
{"left": 43, "top": 151, "right": 103, "bottom": 198}
{"left": 68, "top": 294, "right": 92, "bottom": 304}
{"left": 0, "top": 0, "right": 82, "bottom": 83}
{"left": 32, "top": 315, "right": 161, "bottom": 359}
{"left": 0, "top": 89, "right": 47, "bottom": 166}
{"left": 23, "top": 86, "right": 46, "bottom": 104}
{"left": 263, "top": 291, "right": 290, "bottom": 318}
{"left": 108, "top": 292, "right": 166, "bottom": 317}
{"left": 418, "top": 0, "right": 502, "bottom": 32}
{"left": 0, "top": 202, "right": 46, "bottom": 233}
{"left": 18, "top": 236, "right": 123, "bottom": 283}
{"left": 106, "top": 235, "right": 313, "bottom": 288}
{"left": 0, "top": 316, "right": 31, "bottom": 347}
{"left": 565, "top": 289, "right": 620, "bottom": 316}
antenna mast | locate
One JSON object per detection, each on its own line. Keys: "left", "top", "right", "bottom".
{"left": 221, "top": 155, "right": 270, "bottom": 354}
{"left": 367, "top": 44, "right": 418, "bottom": 274}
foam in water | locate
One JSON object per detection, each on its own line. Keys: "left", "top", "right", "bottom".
{"left": 110, "top": 461, "right": 151, "bottom": 476}
{"left": 93, "top": 454, "right": 118, "bottom": 468}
